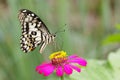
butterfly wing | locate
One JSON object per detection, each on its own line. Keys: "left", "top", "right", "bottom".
{"left": 18, "top": 9, "right": 51, "bottom": 53}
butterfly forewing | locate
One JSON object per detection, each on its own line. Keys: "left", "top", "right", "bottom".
{"left": 18, "top": 9, "right": 55, "bottom": 53}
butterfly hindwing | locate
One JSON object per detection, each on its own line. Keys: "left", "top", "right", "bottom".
{"left": 18, "top": 9, "right": 55, "bottom": 53}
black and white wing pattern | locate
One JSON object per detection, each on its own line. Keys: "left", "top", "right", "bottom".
{"left": 18, "top": 9, "right": 55, "bottom": 53}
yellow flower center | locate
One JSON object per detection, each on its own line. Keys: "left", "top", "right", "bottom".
{"left": 49, "top": 51, "right": 67, "bottom": 65}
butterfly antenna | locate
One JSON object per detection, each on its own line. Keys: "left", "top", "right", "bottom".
{"left": 55, "top": 24, "right": 67, "bottom": 35}
{"left": 55, "top": 29, "right": 65, "bottom": 35}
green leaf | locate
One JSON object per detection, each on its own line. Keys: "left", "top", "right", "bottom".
{"left": 70, "top": 60, "right": 113, "bottom": 80}
{"left": 103, "top": 34, "right": 120, "bottom": 45}
{"left": 108, "top": 49, "right": 120, "bottom": 80}
{"left": 108, "top": 49, "right": 120, "bottom": 70}
{"left": 115, "top": 24, "right": 120, "bottom": 30}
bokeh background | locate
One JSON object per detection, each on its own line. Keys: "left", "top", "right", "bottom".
{"left": 0, "top": 0, "right": 120, "bottom": 80}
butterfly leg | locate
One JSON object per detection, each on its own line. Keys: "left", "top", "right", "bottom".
{"left": 39, "top": 41, "right": 47, "bottom": 53}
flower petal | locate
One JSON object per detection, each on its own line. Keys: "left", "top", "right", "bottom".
{"left": 36, "top": 62, "right": 51, "bottom": 71}
{"left": 68, "top": 55, "right": 78, "bottom": 59}
{"left": 56, "top": 66, "right": 63, "bottom": 76}
{"left": 64, "top": 64, "right": 73, "bottom": 75}
{"left": 42, "top": 65, "right": 55, "bottom": 76}
{"left": 69, "top": 64, "right": 81, "bottom": 72}
{"left": 68, "top": 57, "right": 87, "bottom": 66}
{"left": 36, "top": 63, "right": 55, "bottom": 76}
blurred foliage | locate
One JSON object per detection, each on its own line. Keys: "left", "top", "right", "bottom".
{"left": 70, "top": 49, "right": 120, "bottom": 80}
{"left": 103, "top": 33, "right": 120, "bottom": 45}
{"left": 103, "top": 24, "right": 120, "bottom": 45}
{"left": 0, "top": 0, "right": 120, "bottom": 80}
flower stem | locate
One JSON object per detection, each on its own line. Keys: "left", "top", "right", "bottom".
{"left": 61, "top": 76, "right": 64, "bottom": 80}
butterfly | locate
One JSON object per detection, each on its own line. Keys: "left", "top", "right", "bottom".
{"left": 18, "top": 9, "right": 56, "bottom": 53}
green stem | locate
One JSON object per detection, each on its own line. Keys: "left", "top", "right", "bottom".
{"left": 61, "top": 76, "right": 64, "bottom": 80}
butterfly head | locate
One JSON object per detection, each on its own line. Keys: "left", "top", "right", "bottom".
{"left": 50, "top": 34, "right": 56, "bottom": 42}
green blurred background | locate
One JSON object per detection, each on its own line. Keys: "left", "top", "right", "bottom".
{"left": 0, "top": 0, "right": 120, "bottom": 80}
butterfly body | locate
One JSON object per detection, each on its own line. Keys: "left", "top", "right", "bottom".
{"left": 18, "top": 9, "right": 55, "bottom": 53}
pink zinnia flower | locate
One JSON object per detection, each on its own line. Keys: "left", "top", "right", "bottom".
{"left": 36, "top": 51, "right": 87, "bottom": 76}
